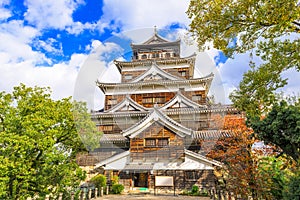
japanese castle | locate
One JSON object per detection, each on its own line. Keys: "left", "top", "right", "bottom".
{"left": 77, "top": 28, "right": 241, "bottom": 191}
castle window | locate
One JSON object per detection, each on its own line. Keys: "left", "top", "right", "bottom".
{"left": 185, "top": 171, "right": 197, "bottom": 181}
{"left": 142, "top": 97, "right": 153, "bottom": 104}
{"left": 142, "top": 97, "right": 165, "bottom": 104}
{"left": 108, "top": 98, "right": 117, "bottom": 105}
{"left": 165, "top": 53, "right": 170, "bottom": 58}
{"left": 145, "top": 138, "right": 169, "bottom": 147}
{"left": 125, "top": 75, "right": 132, "bottom": 80}
{"left": 145, "top": 138, "right": 156, "bottom": 147}
{"left": 157, "top": 138, "right": 169, "bottom": 147}
{"left": 192, "top": 94, "right": 202, "bottom": 101}
{"left": 141, "top": 54, "right": 147, "bottom": 59}
{"left": 103, "top": 125, "right": 113, "bottom": 131}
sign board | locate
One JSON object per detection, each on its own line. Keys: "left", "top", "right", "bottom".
{"left": 155, "top": 176, "right": 174, "bottom": 187}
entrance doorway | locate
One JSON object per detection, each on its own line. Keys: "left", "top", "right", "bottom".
{"left": 133, "top": 172, "right": 148, "bottom": 187}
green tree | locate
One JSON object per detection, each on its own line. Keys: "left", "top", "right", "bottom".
{"left": 285, "top": 168, "right": 300, "bottom": 200}
{"left": 251, "top": 100, "right": 300, "bottom": 163}
{"left": 257, "top": 156, "right": 291, "bottom": 199}
{"left": 90, "top": 174, "right": 106, "bottom": 189}
{"left": 0, "top": 84, "right": 101, "bottom": 199}
{"left": 187, "top": 0, "right": 300, "bottom": 117}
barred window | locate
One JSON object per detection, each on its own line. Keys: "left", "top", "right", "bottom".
{"left": 103, "top": 125, "right": 113, "bottom": 131}
{"left": 185, "top": 171, "right": 197, "bottom": 180}
{"left": 157, "top": 138, "right": 169, "bottom": 147}
{"left": 107, "top": 98, "right": 117, "bottom": 105}
{"left": 145, "top": 138, "right": 169, "bottom": 147}
{"left": 125, "top": 75, "right": 132, "bottom": 80}
{"left": 192, "top": 94, "right": 202, "bottom": 101}
{"left": 145, "top": 139, "right": 156, "bottom": 147}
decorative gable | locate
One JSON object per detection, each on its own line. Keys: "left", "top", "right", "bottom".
{"left": 161, "top": 91, "right": 205, "bottom": 109}
{"left": 142, "top": 30, "right": 170, "bottom": 44}
{"left": 122, "top": 106, "right": 192, "bottom": 138}
{"left": 129, "top": 62, "right": 183, "bottom": 83}
{"left": 105, "top": 95, "right": 148, "bottom": 113}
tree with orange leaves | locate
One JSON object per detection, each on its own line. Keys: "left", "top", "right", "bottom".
{"left": 208, "top": 114, "right": 263, "bottom": 199}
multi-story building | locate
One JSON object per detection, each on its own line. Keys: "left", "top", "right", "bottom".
{"left": 77, "top": 29, "right": 240, "bottom": 191}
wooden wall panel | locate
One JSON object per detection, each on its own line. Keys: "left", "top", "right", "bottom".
{"left": 129, "top": 123, "right": 184, "bottom": 161}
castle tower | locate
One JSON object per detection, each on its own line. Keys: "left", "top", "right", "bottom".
{"left": 79, "top": 28, "right": 240, "bottom": 190}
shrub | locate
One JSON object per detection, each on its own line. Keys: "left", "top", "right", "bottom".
{"left": 191, "top": 185, "right": 199, "bottom": 194}
{"left": 181, "top": 185, "right": 209, "bottom": 197}
{"left": 199, "top": 188, "right": 209, "bottom": 197}
{"left": 90, "top": 174, "right": 106, "bottom": 189}
{"left": 111, "top": 175, "right": 119, "bottom": 185}
{"left": 111, "top": 184, "right": 124, "bottom": 194}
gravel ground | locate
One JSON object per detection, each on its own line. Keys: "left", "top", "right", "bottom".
{"left": 95, "top": 194, "right": 210, "bottom": 200}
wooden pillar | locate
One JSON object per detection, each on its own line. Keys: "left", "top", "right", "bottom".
{"left": 95, "top": 188, "right": 98, "bottom": 197}
{"left": 221, "top": 190, "right": 225, "bottom": 200}
{"left": 230, "top": 192, "right": 235, "bottom": 200}
{"left": 225, "top": 191, "right": 229, "bottom": 200}
{"left": 148, "top": 172, "right": 151, "bottom": 189}
{"left": 82, "top": 191, "right": 86, "bottom": 200}
{"left": 88, "top": 189, "right": 92, "bottom": 199}
{"left": 58, "top": 193, "right": 63, "bottom": 200}
{"left": 71, "top": 192, "right": 75, "bottom": 200}
{"left": 211, "top": 188, "right": 216, "bottom": 200}
{"left": 106, "top": 186, "right": 109, "bottom": 195}
{"left": 101, "top": 187, "right": 104, "bottom": 196}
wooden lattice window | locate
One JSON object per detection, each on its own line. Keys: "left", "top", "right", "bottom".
{"left": 125, "top": 75, "right": 132, "bottom": 80}
{"left": 103, "top": 125, "right": 113, "bottom": 131}
{"left": 185, "top": 171, "right": 197, "bottom": 181}
{"left": 145, "top": 138, "right": 169, "bottom": 147}
{"left": 192, "top": 94, "right": 202, "bottom": 101}
{"left": 107, "top": 98, "right": 117, "bottom": 105}
{"left": 157, "top": 138, "right": 169, "bottom": 147}
{"left": 145, "top": 138, "right": 156, "bottom": 147}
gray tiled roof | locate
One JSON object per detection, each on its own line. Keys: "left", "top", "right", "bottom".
{"left": 124, "top": 163, "right": 154, "bottom": 170}
{"left": 100, "top": 134, "right": 128, "bottom": 143}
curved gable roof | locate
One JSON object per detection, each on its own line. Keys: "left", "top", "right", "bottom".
{"left": 184, "top": 149, "right": 222, "bottom": 167}
{"left": 143, "top": 32, "right": 170, "bottom": 44}
{"left": 122, "top": 106, "right": 192, "bottom": 138}
{"left": 161, "top": 91, "right": 206, "bottom": 110}
{"left": 129, "top": 62, "right": 184, "bottom": 83}
{"left": 105, "top": 95, "right": 148, "bottom": 113}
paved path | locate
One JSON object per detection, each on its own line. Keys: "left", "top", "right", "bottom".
{"left": 95, "top": 194, "right": 210, "bottom": 200}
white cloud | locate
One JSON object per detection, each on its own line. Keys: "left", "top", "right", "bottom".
{"left": 0, "top": 16, "right": 88, "bottom": 100}
{"left": 33, "top": 38, "right": 63, "bottom": 55}
{"left": 0, "top": 20, "right": 48, "bottom": 64}
{"left": 0, "top": 52, "right": 86, "bottom": 100}
{"left": 279, "top": 68, "right": 300, "bottom": 97}
{"left": 24, "top": 0, "right": 84, "bottom": 30}
{"left": 100, "top": 0, "right": 190, "bottom": 31}
{"left": 74, "top": 40, "right": 124, "bottom": 110}
{"left": 0, "top": 0, "right": 11, "bottom": 20}
{"left": 0, "top": 8, "right": 11, "bottom": 20}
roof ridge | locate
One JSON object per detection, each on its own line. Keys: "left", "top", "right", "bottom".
{"left": 122, "top": 107, "right": 192, "bottom": 138}
{"left": 105, "top": 95, "right": 148, "bottom": 113}
{"left": 161, "top": 91, "right": 205, "bottom": 110}
{"left": 184, "top": 149, "right": 222, "bottom": 167}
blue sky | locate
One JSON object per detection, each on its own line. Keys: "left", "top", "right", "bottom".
{"left": 1, "top": 0, "right": 298, "bottom": 108}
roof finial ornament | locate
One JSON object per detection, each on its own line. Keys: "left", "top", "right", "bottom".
{"left": 154, "top": 25, "right": 157, "bottom": 34}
